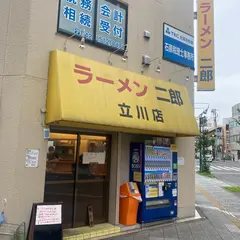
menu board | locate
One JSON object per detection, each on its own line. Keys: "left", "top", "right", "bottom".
{"left": 35, "top": 205, "right": 62, "bottom": 226}
{"left": 27, "top": 203, "right": 63, "bottom": 240}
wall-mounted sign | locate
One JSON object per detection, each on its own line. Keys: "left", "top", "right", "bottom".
{"left": 46, "top": 51, "right": 199, "bottom": 136}
{"left": 177, "top": 156, "right": 184, "bottom": 166}
{"left": 58, "top": 0, "right": 128, "bottom": 51}
{"left": 25, "top": 149, "right": 40, "bottom": 168}
{"left": 163, "top": 23, "right": 194, "bottom": 70}
{"left": 197, "top": 0, "right": 215, "bottom": 91}
{"left": 96, "top": 0, "right": 127, "bottom": 50}
{"left": 43, "top": 128, "right": 50, "bottom": 139}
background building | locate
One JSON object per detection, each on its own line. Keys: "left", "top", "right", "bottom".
{"left": 207, "top": 126, "right": 223, "bottom": 159}
{"left": 222, "top": 118, "right": 230, "bottom": 157}
{"left": 229, "top": 103, "right": 240, "bottom": 160}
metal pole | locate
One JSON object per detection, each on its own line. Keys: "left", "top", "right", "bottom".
{"left": 212, "top": 109, "right": 218, "bottom": 160}
{"left": 199, "top": 117, "right": 202, "bottom": 172}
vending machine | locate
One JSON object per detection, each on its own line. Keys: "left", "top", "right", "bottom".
{"left": 129, "top": 139, "right": 178, "bottom": 223}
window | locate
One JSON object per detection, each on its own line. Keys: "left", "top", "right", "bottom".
{"left": 237, "top": 135, "right": 240, "bottom": 142}
{"left": 58, "top": 0, "right": 128, "bottom": 52}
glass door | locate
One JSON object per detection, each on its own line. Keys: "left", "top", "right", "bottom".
{"left": 73, "top": 134, "right": 111, "bottom": 227}
{"left": 44, "top": 133, "right": 78, "bottom": 229}
{"left": 44, "top": 132, "right": 111, "bottom": 229}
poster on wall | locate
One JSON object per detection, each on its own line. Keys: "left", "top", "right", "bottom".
{"left": 163, "top": 23, "right": 194, "bottom": 70}
{"left": 25, "top": 149, "right": 40, "bottom": 168}
{"left": 197, "top": 0, "right": 215, "bottom": 91}
{"left": 178, "top": 156, "right": 184, "bottom": 166}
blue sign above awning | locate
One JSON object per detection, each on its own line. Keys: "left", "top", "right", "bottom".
{"left": 163, "top": 23, "right": 194, "bottom": 70}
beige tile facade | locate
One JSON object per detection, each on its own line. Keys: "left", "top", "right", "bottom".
{"left": 0, "top": 0, "right": 195, "bottom": 227}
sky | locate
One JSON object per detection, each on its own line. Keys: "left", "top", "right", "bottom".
{"left": 194, "top": 0, "right": 240, "bottom": 124}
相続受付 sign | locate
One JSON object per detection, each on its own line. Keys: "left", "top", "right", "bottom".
{"left": 96, "top": 0, "right": 127, "bottom": 50}
{"left": 163, "top": 23, "right": 194, "bottom": 70}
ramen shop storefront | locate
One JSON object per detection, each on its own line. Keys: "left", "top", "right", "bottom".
{"left": 45, "top": 50, "right": 199, "bottom": 230}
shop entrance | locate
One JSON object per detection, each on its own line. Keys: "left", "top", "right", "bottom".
{"left": 44, "top": 132, "right": 111, "bottom": 229}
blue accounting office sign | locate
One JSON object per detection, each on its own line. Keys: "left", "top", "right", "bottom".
{"left": 57, "top": 0, "right": 128, "bottom": 51}
{"left": 163, "top": 23, "right": 194, "bottom": 70}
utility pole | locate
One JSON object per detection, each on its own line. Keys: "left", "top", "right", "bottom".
{"left": 211, "top": 109, "right": 218, "bottom": 160}
{"left": 199, "top": 117, "right": 202, "bottom": 172}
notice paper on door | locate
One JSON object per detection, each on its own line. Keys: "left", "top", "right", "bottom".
{"left": 83, "top": 152, "right": 106, "bottom": 164}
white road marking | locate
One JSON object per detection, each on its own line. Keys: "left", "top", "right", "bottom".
{"left": 210, "top": 166, "right": 224, "bottom": 170}
{"left": 195, "top": 163, "right": 240, "bottom": 172}
{"left": 228, "top": 167, "right": 240, "bottom": 172}
{"left": 211, "top": 166, "right": 240, "bottom": 172}
{"left": 214, "top": 166, "right": 231, "bottom": 171}
{"left": 221, "top": 166, "right": 236, "bottom": 171}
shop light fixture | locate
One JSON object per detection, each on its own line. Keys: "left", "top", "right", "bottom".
{"left": 156, "top": 60, "right": 161, "bottom": 73}
{"left": 63, "top": 33, "right": 86, "bottom": 52}
{"left": 168, "top": 67, "right": 191, "bottom": 82}
{"left": 79, "top": 34, "right": 86, "bottom": 49}
{"left": 108, "top": 44, "right": 128, "bottom": 65}
{"left": 63, "top": 33, "right": 77, "bottom": 52}
{"left": 122, "top": 48, "right": 128, "bottom": 62}
{"left": 141, "top": 56, "right": 161, "bottom": 74}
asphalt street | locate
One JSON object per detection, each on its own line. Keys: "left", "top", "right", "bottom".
{"left": 196, "top": 160, "right": 240, "bottom": 189}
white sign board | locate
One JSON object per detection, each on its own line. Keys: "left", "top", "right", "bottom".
{"left": 178, "top": 157, "right": 185, "bottom": 166}
{"left": 82, "top": 152, "right": 106, "bottom": 164}
{"left": 35, "top": 205, "right": 62, "bottom": 226}
{"left": 25, "top": 149, "right": 39, "bottom": 168}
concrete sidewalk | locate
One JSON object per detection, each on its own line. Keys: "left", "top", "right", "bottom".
{"left": 196, "top": 174, "right": 240, "bottom": 221}
{"left": 107, "top": 176, "right": 240, "bottom": 240}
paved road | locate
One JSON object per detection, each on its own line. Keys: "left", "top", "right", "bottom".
{"left": 196, "top": 160, "right": 240, "bottom": 187}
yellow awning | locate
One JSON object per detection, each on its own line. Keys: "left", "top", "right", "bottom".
{"left": 46, "top": 50, "right": 199, "bottom": 137}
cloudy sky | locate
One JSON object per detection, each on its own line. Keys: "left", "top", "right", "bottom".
{"left": 194, "top": 0, "right": 240, "bottom": 123}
